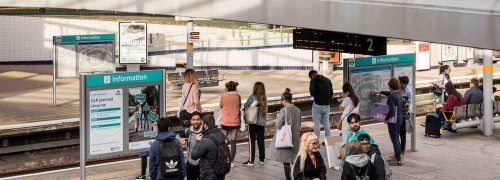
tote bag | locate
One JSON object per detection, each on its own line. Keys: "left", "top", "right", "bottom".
{"left": 243, "top": 100, "right": 258, "bottom": 125}
{"left": 275, "top": 108, "right": 294, "bottom": 149}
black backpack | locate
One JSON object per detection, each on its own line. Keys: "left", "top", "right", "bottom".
{"left": 206, "top": 134, "right": 231, "bottom": 176}
{"left": 157, "top": 140, "right": 180, "bottom": 176}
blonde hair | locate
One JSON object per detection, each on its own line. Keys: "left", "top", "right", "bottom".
{"left": 297, "top": 132, "right": 318, "bottom": 172}
{"left": 184, "top": 69, "right": 197, "bottom": 84}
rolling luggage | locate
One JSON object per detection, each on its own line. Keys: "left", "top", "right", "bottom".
{"left": 425, "top": 113, "right": 442, "bottom": 138}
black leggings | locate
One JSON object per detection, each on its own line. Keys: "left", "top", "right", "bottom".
{"left": 222, "top": 127, "right": 239, "bottom": 162}
{"left": 283, "top": 163, "right": 291, "bottom": 180}
{"left": 141, "top": 156, "right": 147, "bottom": 175}
{"left": 248, "top": 124, "right": 265, "bottom": 162}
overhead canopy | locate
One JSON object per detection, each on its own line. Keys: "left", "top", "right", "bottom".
{"left": 2, "top": 0, "right": 500, "bottom": 50}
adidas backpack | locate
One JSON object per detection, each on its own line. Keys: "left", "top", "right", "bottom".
{"left": 207, "top": 134, "right": 231, "bottom": 176}
{"left": 371, "top": 154, "right": 392, "bottom": 180}
{"left": 158, "top": 140, "right": 180, "bottom": 176}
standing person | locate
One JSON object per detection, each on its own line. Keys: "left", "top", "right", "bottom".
{"left": 292, "top": 132, "right": 327, "bottom": 180}
{"left": 242, "top": 82, "right": 268, "bottom": 166}
{"left": 180, "top": 69, "right": 201, "bottom": 127}
{"left": 341, "top": 141, "right": 375, "bottom": 180}
{"left": 191, "top": 114, "right": 228, "bottom": 180}
{"left": 372, "top": 76, "right": 412, "bottom": 160}
{"left": 269, "top": 88, "right": 301, "bottom": 180}
{"left": 437, "top": 65, "right": 451, "bottom": 103}
{"left": 179, "top": 111, "right": 204, "bottom": 180}
{"left": 219, "top": 81, "right": 241, "bottom": 167}
{"left": 384, "top": 78, "right": 404, "bottom": 166}
{"left": 135, "top": 105, "right": 143, "bottom": 132}
{"left": 308, "top": 70, "right": 334, "bottom": 141}
{"left": 149, "top": 117, "right": 186, "bottom": 180}
{"left": 339, "top": 83, "right": 360, "bottom": 142}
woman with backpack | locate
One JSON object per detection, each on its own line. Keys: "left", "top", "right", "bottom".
{"left": 180, "top": 69, "right": 201, "bottom": 127}
{"left": 341, "top": 140, "right": 375, "bottom": 180}
{"left": 339, "top": 82, "right": 360, "bottom": 142}
{"left": 219, "top": 81, "right": 242, "bottom": 168}
{"left": 292, "top": 132, "right": 327, "bottom": 180}
{"left": 242, "top": 82, "right": 268, "bottom": 166}
{"left": 269, "top": 88, "right": 301, "bottom": 180}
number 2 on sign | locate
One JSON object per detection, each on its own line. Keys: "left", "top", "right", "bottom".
{"left": 367, "top": 38, "right": 374, "bottom": 52}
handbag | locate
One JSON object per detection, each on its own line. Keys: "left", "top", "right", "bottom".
{"left": 337, "top": 107, "right": 354, "bottom": 130}
{"left": 179, "top": 84, "right": 194, "bottom": 127}
{"left": 243, "top": 99, "right": 258, "bottom": 125}
{"left": 275, "top": 108, "right": 294, "bottom": 149}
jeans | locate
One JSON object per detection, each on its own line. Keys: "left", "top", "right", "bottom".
{"left": 248, "top": 124, "right": 265, "bottom": 162}
{"left": 187, "top": 163, "right": 200, "bottom": 180}
{"left": 312, "top": 103, "right": 331, "bottom": 138}
{"left": 400, "top": 119, "right": 406, "bottom": 153}
{"left": 388, "top": 123, "right": 402, "bottom": 161}
{"left": 201, "top": 174, "right": 225, "bottom": 180}
{"left": 222, "top": 128, "right": 239, "bottom": 162}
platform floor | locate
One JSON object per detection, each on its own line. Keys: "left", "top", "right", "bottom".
{"left": 5, "top": 123, "right": 500, "bottom": 180}
{"left": 1, "top": 64, "right": 499, "bottom": 126}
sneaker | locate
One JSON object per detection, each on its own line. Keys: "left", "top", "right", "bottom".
{"left": 136, "top": 174, "right": 147, "bottom": 180}
{"left": 259, "top": 160, "right": 265, "bottom": 165}
{"left": 231, "top": 162, "right": 235, "bottom": 168}
{"left": 419, "top": 122, "right": 426, "bottom": 126}
{"left": 242, "top": 161, "right": 255, "bottom": 167}
{"left": 388, "top": 159, "right": 404, "bottom": 166}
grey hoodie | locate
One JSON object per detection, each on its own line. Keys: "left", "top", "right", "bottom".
{"left": 345, "top": 154, "right": 369, "bottom": 168}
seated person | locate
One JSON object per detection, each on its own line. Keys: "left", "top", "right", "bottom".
{"left": 439, "top": 82, "right": 464, "bottom": 132}
{"left": 464, "top": 78, "right": 483, "bottom": 105}
{"left": 358, "top": 134, "right": 388, "bottom": 180}
{"left": 478, "top": 78, "right": 497, "bottom": 93}
{"left": 345, "top": 113, "right": 374, "bottom": 144}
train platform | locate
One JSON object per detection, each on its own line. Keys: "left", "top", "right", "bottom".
{"left": 5, "top": 122, "right": 500, "bottom": 180}
{"left": 1, "top": 64, "right": 500, "bottom": 127}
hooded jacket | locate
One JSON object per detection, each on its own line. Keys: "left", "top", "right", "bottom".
{"left": 149, "top": 131, "right": 186, "bottom": 180}
{"left": 368, "top": 144, "right": 387, "bottom": 180}
{"left": 309, "top": 75, "right": 334, "bottom": 106}
{"left": 341, "top": 154, "right": 375, "bottom": 180}
{"left": 190, "top": 126, "right": 226, "bottom": 176}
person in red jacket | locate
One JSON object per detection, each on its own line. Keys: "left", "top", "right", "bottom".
{"left": 441, "top": 82, "right": 464, "bottom": 132}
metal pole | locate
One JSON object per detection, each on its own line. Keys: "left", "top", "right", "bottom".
{"left": 186, "top": 20, "right": 194, "bottom": 69}
{"left": 53, "top": 37, "right": 57, "bottom": 107}
{"left": 411, "top": 57, "right": 417, "bottom": 152}
{"left": 483, "top": 50, "right": 494, "bottom": 136}
{"left": 79, "top": 75, "right": 86, "bottom": 180}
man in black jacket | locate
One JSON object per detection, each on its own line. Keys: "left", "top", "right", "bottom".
{"left": 358, "top": 134, "right": 388, "bottom": 180}
{"left": 309, "top": 70, "right": 334, "bottom": 141}
{"left": 191, "top": 114, "right": 226, "bottom": 180}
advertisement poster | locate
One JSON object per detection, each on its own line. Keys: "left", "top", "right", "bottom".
{"left": 119, "top": 22, "right": 147, "bottom": 64}
{"left": 416, "top": 42, "right": 431, "bottom": 70}
{"left": 89, "top": 88, "right": 124, "bottom": 156}
{"left": 319, "top": 51, "right": 341, "bottom": 63}
{"left": 441, "top": 44, "right": 458, "bottom": 61}
{"left": 128, "top": 85, "right": 161, "bottom": 150}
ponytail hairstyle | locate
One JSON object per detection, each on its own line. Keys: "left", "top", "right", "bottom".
{"left": 439, "top": 65, "right": 450, "bottom": 80}
{"left": 252, "top": 82, "right": 268, "bottom": 115}
{"left": 225, "top": 81, "right": 239, "bottom": 92}
{"left": 281, "top": 88, "right": 293, "bottom": 103}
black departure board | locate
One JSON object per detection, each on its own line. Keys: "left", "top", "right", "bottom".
{"left": 293, "top": 29, "right": 387, "bottom": 56}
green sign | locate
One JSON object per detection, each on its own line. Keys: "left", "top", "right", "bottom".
{"left": 59, "top": 34, "right": 115, "bottom": 43}
{"left": 135, "top": 94, "right": 146, "bottom": 102}
{"left": 143, "top": 104, "right": 150, "bottom": 111}
{"left": 349, "top": 53, "right": 415, "bottom": 67}
{"left": 148, "top": 112, "right": 159, "bottom": 122}
{"left": 87, "top": 70, "right": 163, "bottom": 88}
{"left": 134, "top": 112, "right": 142, "bottom": 118}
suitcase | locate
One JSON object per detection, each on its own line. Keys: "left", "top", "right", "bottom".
{"left": 425, "top": 113, "right": 442, "bottom": 138}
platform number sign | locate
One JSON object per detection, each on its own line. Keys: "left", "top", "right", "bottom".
{"left": 293, "top": 29, "right": 387, "bottom": 56}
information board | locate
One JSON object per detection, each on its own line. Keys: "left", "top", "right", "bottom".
{"left": 81, "top": 70, "right": 165, "bottom": 160}
{"left": 78, "top": 41, "right": 115, "bottom": 74}
{"left": 88, "top": 88, "right": 124, "bottom": 156}
{"left": 345, "top": 53, "right": 415, "bottom": 119}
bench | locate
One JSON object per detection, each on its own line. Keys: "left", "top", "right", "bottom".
{"left": 166, "top": 72, "right": 184, "bottom": 90}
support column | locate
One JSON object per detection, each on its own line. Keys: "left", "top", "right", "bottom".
{"left": 186, "top": 20, "right": 194, "bottom": 69}
{"left": 483, "top": 50, "right": 494, "bottom": 136}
